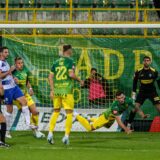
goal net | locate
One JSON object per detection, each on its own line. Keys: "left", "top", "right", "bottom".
{"left": 1, "top": 24, "right": 160, "bottom": 132}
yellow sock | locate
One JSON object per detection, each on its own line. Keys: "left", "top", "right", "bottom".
{"left": 65, "top": 113, "right": 73, "bottom": 136}
{"left": 76, "top": 115, "right": 92, "bottom": 131}
{"left": 49, "top": 112, "right": 60, "bottom": 132}
{"left": 92, "top": 114, "right": 109, "bottom": 130}
{"left": 31, "top": 114, "right": 39, "bottom": 127}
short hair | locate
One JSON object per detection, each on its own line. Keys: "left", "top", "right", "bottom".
{"left": 63, "top": 45, "right": 72, "bottom": 52}
{"left": 115, "top": 91, "right": 124, "bottom": 97}
{"left": 143, "top": 56, "right": 151, "bottom": 61}
{"left": 91, "top": 68, "right": 97, "bottom": 72}
{"left": 15, "top": 56, "right": 23, "bottom": 62}
{"left": 0, "top": 46, "right": 8, "bottom": 53}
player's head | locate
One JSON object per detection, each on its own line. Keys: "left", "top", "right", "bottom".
{"left": 0, "top": 47, "right": 9, "bottom": 60}
{"left": 115, "top": 91, "right": 125, "bottom": 104}
{"left": 143, "top": 56, "right": 151, "bottom": 68}
{"left": 91, "top": 68, "right": 97, "bottom": 75}
{"left": 63, "top": 44, "right": 72, "bottom": 56}
{"left": 15, "top": 57, "right": 24, "bottom": 70}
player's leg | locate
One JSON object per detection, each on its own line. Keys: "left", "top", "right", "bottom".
{"left": 155, "top": 104, "right": 160, "bottom": 113}
{"left": 5, "top": 105, "right": 13, "bottom": 138}
{"left": 91, "top": 114, "right": 109, "bottom": 130}
{"left": 47, "top": 96, "right": 61, "bottom": 144}
{"left": 62, "top": 94, "right": 74, "bottom": 145}
{"left": 14, "top": 86, "right": 31, "bottom": 127}
{"left": 0, "top": 114, "right": 6, "bottom": 143}
{"left": 117, "top": 109, "right": 128, "bottom": 132}
{"left": 3, "top": 88, "right": 14, "bottom": 138}
{"left": 150, "top": 92, "right": 160, "bottom": 113}
{"left": 73, "top": 111, "right": 92, "bottom": 131}
{"left": 25, "top": 93, "right": 45, "bottom": 138}
{"left": 29, "top": 103, "right": 45, "bottom": 138}
{"left": 128, "top": 92, "right": 145, "bottom": 128}
{"left": 63, "top": 109, "right": 73, "bottom": 145}
{"left": 0, "top": 113, "right": 9, "bottom": 147}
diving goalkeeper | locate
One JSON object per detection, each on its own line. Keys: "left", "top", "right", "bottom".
{"left": 74, "top": 91, "right": 148, "bottom": 133}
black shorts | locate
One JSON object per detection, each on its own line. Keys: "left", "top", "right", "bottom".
{"left": 136, "top": 91, "right": 160, "bottom": 105}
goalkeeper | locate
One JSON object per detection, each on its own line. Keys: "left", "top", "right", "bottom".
{"left": 74, "top": 91, "right": 148, "bottom": 133}
{"left": 12, "top": 57, "right": 45, "bottom": 138}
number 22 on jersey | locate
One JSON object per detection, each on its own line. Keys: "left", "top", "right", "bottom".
{"left": 55, "top": 66, "right": 67, "bottom": 80}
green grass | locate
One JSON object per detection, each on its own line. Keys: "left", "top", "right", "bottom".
{"left": 1, "top": 131, "right": 160, "bottom": 160}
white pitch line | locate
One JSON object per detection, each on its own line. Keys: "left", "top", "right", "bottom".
{"left": 18, "top": 146, "right": 160, "bottom": 153}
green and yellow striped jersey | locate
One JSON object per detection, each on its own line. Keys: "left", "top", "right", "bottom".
{"left": 51, "top": 56, "right": 75, "bottom": 95}
{"left": 12, "top": 67, "right": 30, "bottom": 93}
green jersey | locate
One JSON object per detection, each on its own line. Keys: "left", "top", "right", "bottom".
{"left": 103, "top": 97, "right": 135, "bottom": 120}
{"left": 12, "top": 67, "right": 29, "bottom": 93}
{"left": 51, "top": 56, "right": 75, "bottom": 95}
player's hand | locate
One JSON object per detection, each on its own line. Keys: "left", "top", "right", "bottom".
{"left": 29, "top": 88, "right": 34, "bottom": 96}
{"left": 14, "top": 77, "right": 19, "bottom": 84}
{"left": 50, "top": 91, "right": 54, "bottom": 99}
{"left": 125, "top": 128, "right": 133, "bottom": 134}
{"left": 10, "top": 65, "right": 16, "bottom": 73}
{"left": 142, "top": 114, "right": 150, "bottom": 119}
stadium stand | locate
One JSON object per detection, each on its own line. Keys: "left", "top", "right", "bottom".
{"left": 0, "top": 0, "right": 159, "bottom": 37}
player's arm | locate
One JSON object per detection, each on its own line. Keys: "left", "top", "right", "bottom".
{"left": 129, "top": 98, "right": 149, "bottom": 119}
{"left": 48, "top": 72, "right": 54, "bottom": 99}
{"left": 133, "top": 105, "right": 149, "bottom": 119}
{"left": 69, "top": 69, "right": 82, "bottom": 84}
{"left": 25, "top": 70, "right": 34, "bottom": 95}
{"left": 132, "top": 70, "right": 139, "bottom": 101}
{"left": 155, "top": 71, "right": 160, "bottom": 89}
{"left": 81, "top": 78, "right": 90, "bottom": 88}
{"left": 115, "top": 116, "right": 132, "bottom": 134}
{"left": 12, "top": 70, "right": 19, "bottom": 84}
{"left": 0, "top": 83, "right": 4, "bottom": 96}
{"left": 27, "top": 81, "right": 34, "bottom": 96}
{"left": 0, "top": 65, "right": 15, "bottom": 79}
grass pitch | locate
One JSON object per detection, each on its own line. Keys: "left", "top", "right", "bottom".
{"left": 1, "top": 131, "right": 160, "bottom": 160}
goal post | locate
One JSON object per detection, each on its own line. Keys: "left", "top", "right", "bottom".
{"left": 1, "top": 24, "right": 160, "bottom": 28}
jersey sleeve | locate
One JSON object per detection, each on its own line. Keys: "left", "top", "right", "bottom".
{"left": 155, "top": 70, "right": 158, "bottom": 79}
{"left": 157, "top": 71, "right": 160, "bottom": 89}
{"left": 111, "top": 103, "right": 120, "bottom": 116}
{"left": 68, "top": 59, "right": 75, "bottom": 71}
{"left": 26, "top": 67, "right": 32, "bottom": 82}
{"left": 128, "top": 97, "right": 135, "bottom": 109}
{"left": 50, "top": 64, "right": 55, "bottom": 74}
